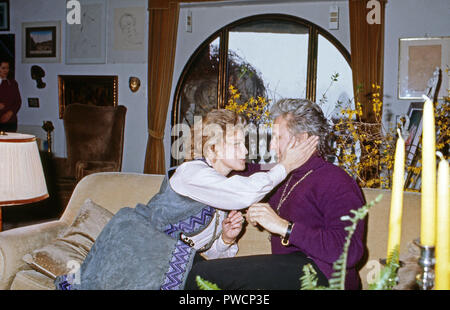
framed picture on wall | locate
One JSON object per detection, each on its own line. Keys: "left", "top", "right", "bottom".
{"left": 21, "top": 21, "right": 61, "bottom": 63}
{"left": 66, "top": 0, "right": 106, "bottom": 64}
{"left": 398, "top": 37, "right": 450, "bottom": 99}
{"left": 58, "top": 75, "right": 118, "bottom": 118}
{"left": 107, "top": 0, "right": 147, "bottom": 63}
{"left": 0, "top": 34, "right": 14, "bottom": 77}
{"left": 0, "top": 0, "right": 9, "bottom": 31}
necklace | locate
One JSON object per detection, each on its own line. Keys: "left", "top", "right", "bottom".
{"left": 268, "top": 169, "right": 313, "bottom": 242}
{"left": 276, "top": 170, "right": 313, "bottom": 214}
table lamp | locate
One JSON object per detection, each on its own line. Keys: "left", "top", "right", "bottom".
{"left": 0, "top": 132, "right": 49, "bottom": 231}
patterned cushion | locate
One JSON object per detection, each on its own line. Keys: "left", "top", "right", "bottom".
{"left": 22, "top": 199, "right": 113, "bottom": 279}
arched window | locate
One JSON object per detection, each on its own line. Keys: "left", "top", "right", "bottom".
{"left": 171, "top": 14, "right": 352, "bottom": 166}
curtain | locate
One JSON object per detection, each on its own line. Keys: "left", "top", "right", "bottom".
{"left": 145, "top": 0, "right": 225, "bottom": 174}
{"left": 144, "top": 2, "right": 180, "bottom": 174}
{"left": 349, "top": 0, "right": 386, "bottom": 123}
{"left": 349, "top": 0, "right": 386, "bottom": 185}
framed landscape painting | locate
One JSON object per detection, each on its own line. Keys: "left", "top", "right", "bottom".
{"left": 22, "top": 21, "right": 61, "bottom": 63}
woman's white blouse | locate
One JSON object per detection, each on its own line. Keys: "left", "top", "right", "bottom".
{"left": 169, "top": 160, "right": 287, "bottom": 210}
{"left": 169, "top": 160, "right": 287, "bottom": 258}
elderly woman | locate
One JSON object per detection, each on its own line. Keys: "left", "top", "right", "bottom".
{"left": 55, "top": 109, "right": 318, "bottom": 290}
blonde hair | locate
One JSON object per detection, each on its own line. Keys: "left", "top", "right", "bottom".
{"left": 190, "top": 109, "right": 246, "bottom": 161}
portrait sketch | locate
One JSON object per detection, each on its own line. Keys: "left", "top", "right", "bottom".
{"left": 113, "top": 7, "right": 145, "bottom": 51}
{"left": 108, "top": 0, "right": 147, "bottom": 64}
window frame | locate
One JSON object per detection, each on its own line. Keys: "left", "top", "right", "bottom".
{"left": 171, "top": 14, "right": 351, "bottom": 165}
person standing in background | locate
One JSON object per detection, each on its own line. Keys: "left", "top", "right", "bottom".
{"left": 0, "top": 60, "right": 22, "bottom": 132}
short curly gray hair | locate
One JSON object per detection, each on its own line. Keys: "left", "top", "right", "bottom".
{"left": 271, "top": 98, "right": 333, "bottom": 158}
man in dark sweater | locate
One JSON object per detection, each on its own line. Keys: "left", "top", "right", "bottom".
{"left": 185, "top": 99, "right": 365, "bottom": 290}
{"left": 0, "top": 60, "right": 22, "bottom": 132}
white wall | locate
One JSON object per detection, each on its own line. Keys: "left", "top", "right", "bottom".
{"left": 10, "top": 0, "right": 148, "bottom": 173}
{"left": 166, "top": 0, "right": 351, "bottom": 168}
{"left": 383, "top": 0, "right": 450, "bottom": 127}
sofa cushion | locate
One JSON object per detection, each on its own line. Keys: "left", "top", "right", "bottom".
{"left": 10, "top": 270, "right": 55, "bottom": 290}
{"left": 22, "top": 199, "right": 113, "bottom": 279}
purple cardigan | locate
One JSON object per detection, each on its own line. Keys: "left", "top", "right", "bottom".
{"left": 238, "top": 155, "right": 366, "bottom": 290}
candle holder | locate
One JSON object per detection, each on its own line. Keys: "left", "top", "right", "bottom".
{"left": 42, "top": 121, "right": 54, "bottom": 153}
{"left": 378, "top": 258, "right": 404, "bottom": 289}
{"left": 414, "top": 238, "right": 435, "bottom": 290}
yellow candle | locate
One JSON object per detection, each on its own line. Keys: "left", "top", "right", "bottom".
{"left": 420, "top": 95, "right": 436, "bottom": 246}
{"left": 435, "top": 152, "right": 449, "bottom": 290}
{"left": 387, "top": 128, "right": 405, "bottom": 260}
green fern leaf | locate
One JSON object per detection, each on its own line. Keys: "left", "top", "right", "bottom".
{"left": 300, "top": 264, "right": 319, "bottom": 290}
{"left": 369, "top": 246, "right": 400, "bottom": 290}
{"left": 196, "top": 276, "right": 221, "bottom": 290}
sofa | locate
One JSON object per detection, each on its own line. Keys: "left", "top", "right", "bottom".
{"left": 0, "top": 172, "right": 421, "bottom": 290}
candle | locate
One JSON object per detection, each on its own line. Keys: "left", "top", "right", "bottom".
{"left": 435, "top": 152, "right": 449, "bottom": 290}
{"left": 420, "top": 95, "right": 436, "bottom": 246}
{"left": 387, "top": 128, "right": 405, "bottom": 260}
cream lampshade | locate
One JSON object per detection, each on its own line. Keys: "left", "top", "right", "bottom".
{"left": 0, "top": 132, "right": 49, "bottom": 231}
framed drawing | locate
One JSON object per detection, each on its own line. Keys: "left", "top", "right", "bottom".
{"left": 22, "top": 21, "right": 61, "bottom": 63}
{"left": 108, "top": 0, "right": 147, "bottom": 63}
{"left": 0, "top": 0, "right": 9, "bottom": 31}
{"left": 58, "top": 75, "right": 118, "bottom": 119}
{"left": 66, "top": 0, "right": 106, "bottom": 64}
{"left": 398, "top": 37, "right": 450, "bottom": 99}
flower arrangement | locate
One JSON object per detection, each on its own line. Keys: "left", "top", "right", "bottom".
{"left": 331, "top": 83, "right": 397, "bottom": 189}
{"left": 327, "top": 74, "right": 449, "bottom": 191}
{"left": 225, "top": 84, "right": 272, "bottom": 126}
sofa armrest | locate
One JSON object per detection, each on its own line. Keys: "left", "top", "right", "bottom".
{"left": 75, "top": 160, "right": 118, "bottom": 182}
{"left": 0, "top": 220, "right": 68, "bottom": 290}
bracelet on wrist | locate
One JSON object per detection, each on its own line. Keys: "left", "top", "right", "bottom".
{"left": 281, "top": 221, "right": 294, "bottom": 246}
{"left": 221, "top": 235, "right": 235, "bottom": 245}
